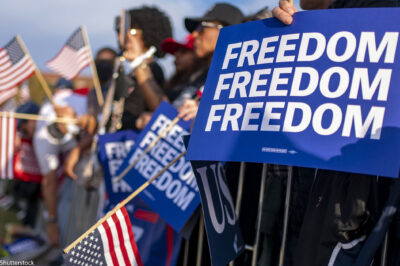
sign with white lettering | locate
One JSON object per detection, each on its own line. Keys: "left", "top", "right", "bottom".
{"left": 187, "top": 8, "right": 400, "bottom": 177}
{"left": 98, "top": 130, "right": 139, "bottom": 203}
{"left": 116, "top": 101, "right": 201, "bottom": 231}
{"left": 183, "top": 136, "right": 244, "bottom": 266}
{"left": 98, "top": 131, "right": 183, "bottom": 265}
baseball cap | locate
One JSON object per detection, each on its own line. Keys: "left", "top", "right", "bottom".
{"left": 15, "top": 101, "right": 40, "bottom": 130}
{"left": 185, "top": 3, "right": 244, "bottom": 33}
{"left": 161, "top": 35, "right": 194, "bottom": 54}
{"left": 54, "top": 77, "right": 74, "bottom": 90}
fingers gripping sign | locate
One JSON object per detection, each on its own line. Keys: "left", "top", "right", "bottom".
{"left": 272, "top": 0, "right": 298, "bottom": 25}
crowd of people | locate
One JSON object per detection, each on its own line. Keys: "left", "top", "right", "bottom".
{"left": 0, "top": 0, "right": 400, "bottom": 265}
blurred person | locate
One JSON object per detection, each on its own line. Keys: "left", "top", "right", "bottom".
{"left": 177, "top": 3, "right": 244, "bottom": 122}
{"left": 63, "top": 47, "right": 118, "bottom": 180}
{"left": 12, "top": 102, "right": 42, "bottom": 227}
{"left": 33, "top": 78, "right": 87, "bottom": 246}
{"left": 162, "top": 34, "right": 207, "bottom": 105}
{"left": 271, "top": 1, "right": 400, "bottom": 265}
{"left": 16, "top": 101, "right": 40, "bottom": 141}
{"left": 172, "top": 4, "right": 244, "bottom": 265}
{"left": 135, "top": 34, "right": 209, "bottom": 130}
{"left": 114, "top": 6, "right": 172, "bottom": 131}
{"left": 87, "top": 47, "right": 118, "bottom": 118}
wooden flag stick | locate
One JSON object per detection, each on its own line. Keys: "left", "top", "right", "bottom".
{"left": 113, "top": 116, "right": 180, "bottom": 184}
{"left": 64, "top": 150, "right": 187, "bottom": 253}
{"left": 15, "top": 35, "right": 55, "bottom": 107}
{"left": 118, "top": 9, "right": 126, "bottom": 50}
{"left": 0, "top": 111, "right": 78, "bottom": 124}
{"left": 113, "top": 94, "right": 200, "bottom": 184}
{"left": 81, "top": 26, "right": 104, "bottom": 107}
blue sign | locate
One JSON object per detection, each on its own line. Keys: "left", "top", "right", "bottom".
{"left": 98, "top": 130, "right": 139, "bottom": 203}
{"left": 187, "top": 8, "right": 400, "bottom": 178}
{"left": 183, "top": 135, "right": 244, "bottom": 266}
{"left": 98, "top": 131, "right": 183, "bottom": 266}
{"left": 116, "top": 101, "right": 201, "bottom": 231}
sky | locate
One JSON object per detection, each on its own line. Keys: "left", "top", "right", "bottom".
{"left": 1, "top": 0, "right": 300, "bottom": 78}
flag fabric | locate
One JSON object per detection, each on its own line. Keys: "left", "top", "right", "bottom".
{"left": 64, "top": 206, "right": 143, "bottom": 266}
{"left": 46, "top": 27, "right": 91, "bottom": 80}
{"left": 0, "top": 37, "right": 35, "bottom": 93}
{"left": 0, "top": 116, "right": 16, "bottom": 180}
{"left": 14, "top": 138, "right": 43, "bottom": 183}
{"left": 0, "top": 87, "right": 17, "bottom": 106}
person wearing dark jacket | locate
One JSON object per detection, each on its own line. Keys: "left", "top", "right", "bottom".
{"left": 271, "top": 0, "right": 399, "bottom": 265}
{"left": 116, "top": 6, "right": 172, "bottom": 131}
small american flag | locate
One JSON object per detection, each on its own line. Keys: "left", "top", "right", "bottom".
{"left": 0, "top": 87, "right": 17, "bottom": 106}
{"left": 46, "top": 27, "right": 91, "bottom": 80}
{"left": 0, "top": 116, "right": 16, "bottom": 180}
{"left": 64, "top": 206, "right": 143, "bottom": 266}
{"left": 0, "top": 37, "right": 35, "bottom": 94}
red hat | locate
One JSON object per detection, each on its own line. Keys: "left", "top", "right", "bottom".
{"left": 161, "top": 35, "right": 194, "bottom": 54}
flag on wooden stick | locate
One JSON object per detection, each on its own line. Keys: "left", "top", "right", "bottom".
{"left": 0, "top": 37, "right": 35, "bottom": 95}
{"left": 64, "top": 206, "right": 143, "bottom": 266}
{"left": 0, "top": 116, "right": 16, "bottom": 180}
{"left": 46, "top": 27, "right": 91, "bottom": 80}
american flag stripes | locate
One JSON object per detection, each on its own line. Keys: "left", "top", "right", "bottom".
{"left": 64, "top": 206, "right": 143, "bottom": 266}
{"left": 46, "top": 27, "right": 91, "bottom": 80}
{"left": 0, "top": 37, "right": 35, "bottom": 95}
{"left": 0, "top": 87, "right": 17, "bottom": 106}
{"left": 0, "top": 116, "right": 16, "bottom": 180}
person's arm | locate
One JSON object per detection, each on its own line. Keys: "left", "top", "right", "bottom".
{"left": 41, "top": 170, "right": 60, "bottom": 246}
{"left": 64, "top": 115, "right": 97, "bottom": 179}
{"left": 135, "top": 63, "right": 169, "bottom": 111}
{"left": 135, "top": 112, "right": 153, "bottom": 130}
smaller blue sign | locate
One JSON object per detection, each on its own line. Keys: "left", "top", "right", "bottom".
{"left": 116, "top": 101, "right": 201, "bottom": 232}
{"left": 98, "top": 130, "right": 139, "bottom": 204}
{"left": 184, "top": 135, "right": 244, "bottom": 266}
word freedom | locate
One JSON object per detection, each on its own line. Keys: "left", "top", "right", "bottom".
{"left": 206, "top": 31, "right": 398, "bottom": 140}
{"left": 129, "top": 115, "right": 197, "bottom": 211}
{"left": 105, "top": 140, "right": 135, "bottom": 194}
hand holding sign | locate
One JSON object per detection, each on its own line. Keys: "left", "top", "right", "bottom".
{"left": 178, "top": 99, "right": 200, "bottom": 121}
{"left": 272, "top": 0, "right": 298, "bottom": 25}
{"left": 187, "top": 8, "right": 400, "bottom": 177}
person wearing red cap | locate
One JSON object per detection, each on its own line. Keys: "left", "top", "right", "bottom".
{"left": 135, "top": 34, "right": 209, "bottom": 129}
{"left": 162, "top": 35, "right": 197, "bottom": 102}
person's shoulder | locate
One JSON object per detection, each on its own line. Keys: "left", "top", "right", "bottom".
{"left": 148, "top": 61, "right": 164, "bottom": 74}
{"left": 148, "top": 61, "right": 165, "bottom": 85}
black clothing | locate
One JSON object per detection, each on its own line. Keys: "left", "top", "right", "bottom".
{"left": 166, "top": 68, "right": 208, "bottom": 104}
{"left": 354, "top": 178, "right": 400, "bottom": 266}
{"left": 330, "top": 0, "right": 399, "bottom": 8}
{"left": 294, "top": 170, "right": 379, "bottom": 266}
{"left": 120, "top": 62, "right": 164, "bottom": 131}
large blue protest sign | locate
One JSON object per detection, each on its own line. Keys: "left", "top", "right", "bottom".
{"left": 187, "top": 8, "right": 400, "bottom": 177}
{"left": 98, "top": 130, "right": 139, "bottom": 203}
{"left": 116, "top": 101, "right": 201, "bottom": 231}
{"left": 183, "top": 135, "right": 244, "bottom": 266}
